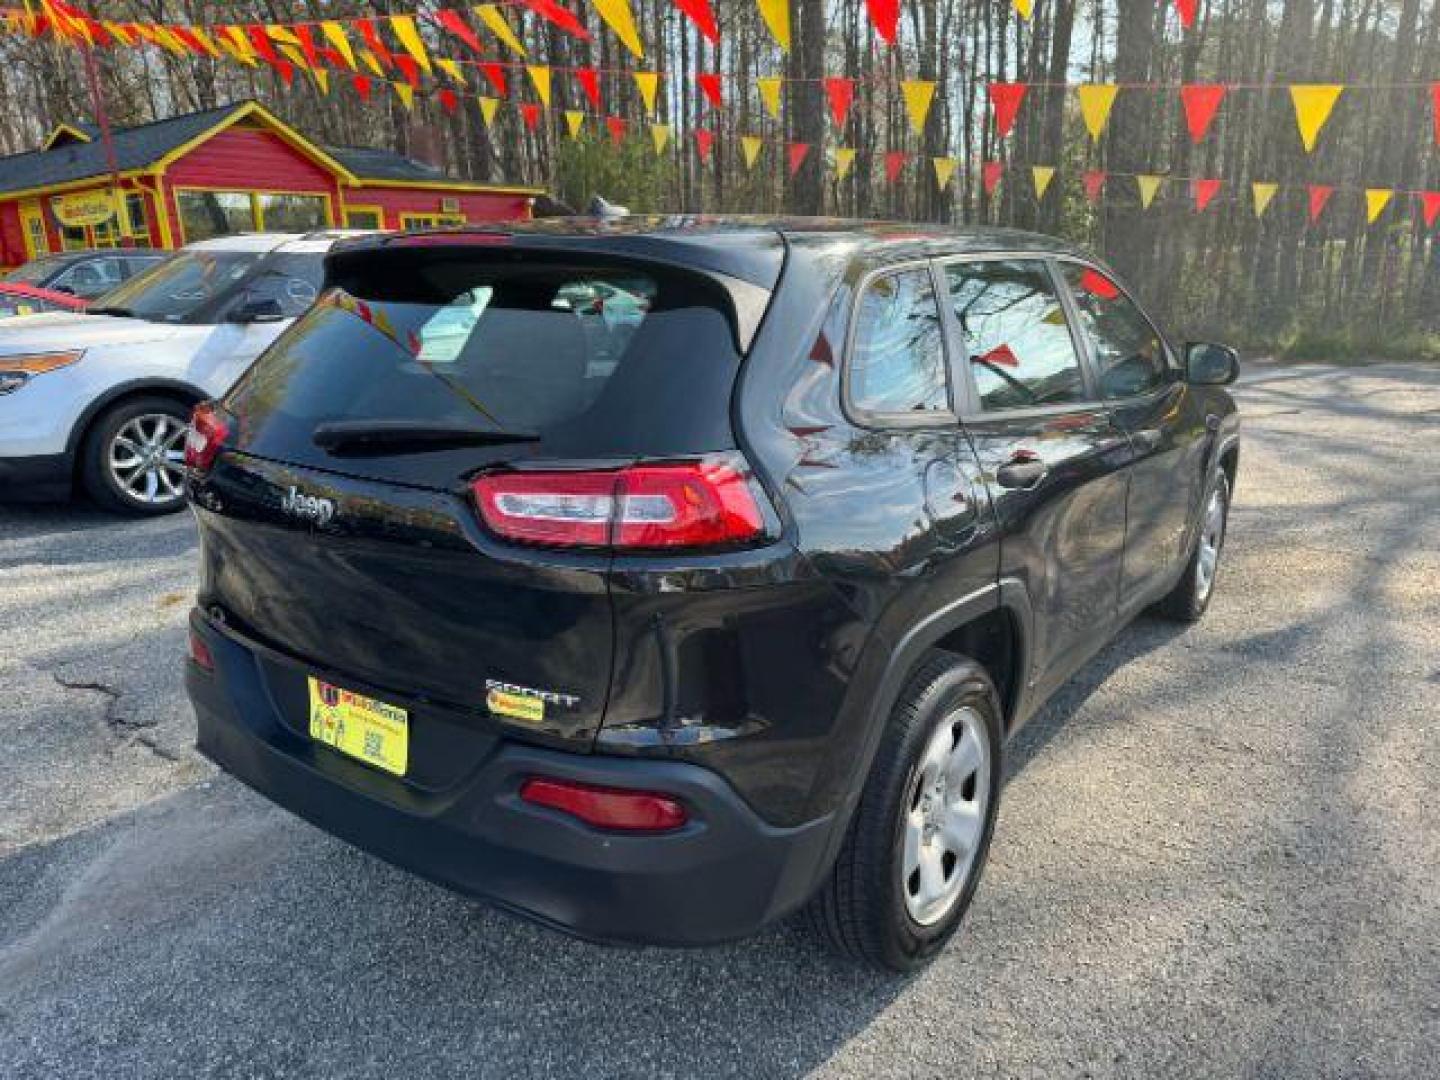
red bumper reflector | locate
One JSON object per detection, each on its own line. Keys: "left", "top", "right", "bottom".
{"left": 188, "top": 630, "right": 215, "bottom": 671}
{"left": 519, "top": 777, "right": 688, "bottom": 832}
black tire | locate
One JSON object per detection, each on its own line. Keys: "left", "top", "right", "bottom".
{"left": 79, "top": 395, "right": 193, "bottom": 516}
{"left": 1154, "top": 470, "right": 1231, "bottom": 622}
{"left": 807, "top": 652, "right": 1004, "bottom": 972}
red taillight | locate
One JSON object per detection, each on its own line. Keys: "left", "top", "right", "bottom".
{"left": 519, "top": 777, "right": 688, "bottom": 832}
{"left": 184, "top": 401, "right": 231, "bottom": 472}
{"left": 187, "top": 629, "right": 214, "bottom": 671}
{"left": 471, "top": 457, "right": 767, "bottom": 551}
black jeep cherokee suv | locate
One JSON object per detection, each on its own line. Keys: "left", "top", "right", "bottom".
{"left": 184, "top": 218, "right": 1239, "bottom": 971}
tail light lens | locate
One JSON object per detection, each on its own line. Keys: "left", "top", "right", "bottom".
{"left": 471, "top": 456, "right": 768, "bottom": 551}
{"left": 520, "top": 777, "right": 688, "bottom": 832}
{"left": 187, "top": 629, "right": 215, "bottom": 671}
{"left": 184, "top": 401, "right": 231, "bottom": 472}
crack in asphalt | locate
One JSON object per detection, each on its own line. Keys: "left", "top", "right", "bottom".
{"left": 50, "top": 673, "right": 180, "bottom": 763}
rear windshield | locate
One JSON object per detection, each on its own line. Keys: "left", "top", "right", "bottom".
{"left": 225, "top": 253, "right": 746, "bottom": 480}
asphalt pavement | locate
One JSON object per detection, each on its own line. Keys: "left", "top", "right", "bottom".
{"left": 1, "top": 362, "right": 1437, "bottom": 1078}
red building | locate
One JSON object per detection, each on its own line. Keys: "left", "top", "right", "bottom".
{"left": 0, "top": 99, "right": 541, "bottom": 266}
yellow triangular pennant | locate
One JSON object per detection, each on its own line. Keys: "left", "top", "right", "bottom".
{"left": 474, "top": 4, "right": 526, "bottom": 56}
{"left": 217, "top": 26, "right": 257, "bottom": 66}
{"left": 393, "top": 82, "right": 415, "bottom": 111}
{"left": 478, "top": 96, "right": 501, "bottom": 126}
{"left": 592, "top": 0, "right": 644, "bottom": 58}
{"left": 933, "top": 156, "right": 957, "bottom": 189}
{"left": 565, "top": 110, "right": 585, "bottom": 139}
{"left": 834, "top": 147, "right": 856, "bottom": 180}
{"left": 757, "top": 76, "right": 783, "bottom": 119}
{"left": 1290, "top": 85, "right": 1344, "bottom": 152}
{"left": 527, "top": 65, "right": 552, "bottom": 107}
{"left": 321, "top": 21, "right": 355, "bottom": 69}
{"left": 1077, "top": 84, "right": 1119, "bottom": 141}
{"left": 1013, "top": 0, "right": 1034, "bottom": 17}
{"left": 188, "top": 28, "right": 220, "bottom": 57}
{"left": 266, "top": 25, "right": 302, "bottom": 47}
{"left": 634, "top": 71, "right": 660, "bottom": 112}
{"left": 1137, "top": 174, "right": 1163, "bottom": 208}
{"left": 1032, "top": 165, "right": 1056, "bottom": 199}
{"left": 1366, "top": 188, "right": 1393, "bottom": 224}
{"left": 901, "top": 80, "right": 936, "bottom": 135}
{"left": 756, "top": 0, "right": 791, "bottom": 51}
{"left": 311, "top": 67, "right": 330, "bottom": 95}
{"left": 651, "top": 123, "right": 671, "bottom": 154}
{"left": 437, "top": 59, "right": 466, "bottom": 86}
{"left": 358, "top": 49, "right": 384, "bottom": 77}
{"left": 741, "top": 135, "right": 764, "bottom": 169}
{"left": 389, "top": 15, "right": 432, "bottom": 74}
{"left": 1252, "top": 182, "right": 1279, "bottom": 218}
{"left": 277, "top": 43, "right": 309, "bottom": 72}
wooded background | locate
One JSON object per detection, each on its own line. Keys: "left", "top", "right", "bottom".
{"left": 4, "top": 0, "right": 1439, "bottom": 355}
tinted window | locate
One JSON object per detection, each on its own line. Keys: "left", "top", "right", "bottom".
{"left": 849, "top": 268, "right": 948, "bottom": 416}
{"left": 225, "top": 256, "right": 743, "bottom": 478}
{"left": 233, "top": 253, "right": 323, "bottom": 318}
{"left": 1060, "top": 264, "right": 1168, "bottom": 398}
{"left": 90, "top": 250, "right": 262, "bottom": 323}
{"left": 944, "top": 260, "right": 1086, "bottom": 411}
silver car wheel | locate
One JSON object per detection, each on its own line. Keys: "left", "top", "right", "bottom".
{"left": 109, "top": 413, "right": 187, "bottom": 507}
{"left": 1195, "top": 484, "right": 1227, "bottom": 604}
{"left": 901, "top": 706, "right": 992, "bottom": 927}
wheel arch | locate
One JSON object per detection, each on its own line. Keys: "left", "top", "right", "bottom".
{"left": 66, "top": 378, "right": 208, "bottom": 463}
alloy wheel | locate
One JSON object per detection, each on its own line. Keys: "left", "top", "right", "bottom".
{"left": 108, "top": 413, "right": 187, "bottom": 507}
{"left": 1195, "top": 484, "right": 1227, "bottom": 604}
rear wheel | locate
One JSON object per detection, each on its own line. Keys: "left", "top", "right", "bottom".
{"left": 80, "top": 396, "right": 192, "bottom": 516}
{"left": 807, "top": 653, "right": 1003, "bottom": 972}
{"left": 1155, "top": 471, "right": 1231, "bottom": 621}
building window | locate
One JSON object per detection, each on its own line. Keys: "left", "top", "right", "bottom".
{"left": 344, "top": 207, "right": 383, "bottom": 230}
{"left": 178, "top": 191, "right": 256, "bottom": 242}
{"left": 400, "top": 212, "right": 465, "bottom": 230}
{"left": 257, "top": 193, "right": 328, "bottom": 232}
{"left": 24, "top": 212, "right": 47, "bottom": 257}
{"left": 60, "top": 225, "right": 89, "bottom": 251}
{"left": 90, "top": 218, "right": 120, "bottom": 248}
{"left": 125, "top": 193, "right": 149, "bottom": 239}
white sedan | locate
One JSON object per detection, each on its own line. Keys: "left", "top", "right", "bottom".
{"left": 0, "top": 231, "right": 362, "bottom": 514}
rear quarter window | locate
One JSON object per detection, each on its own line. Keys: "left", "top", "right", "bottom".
{"left": 225, "top": 253, "right": 747, "bottom": 482}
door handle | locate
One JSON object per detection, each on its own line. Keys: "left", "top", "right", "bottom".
{"left": 996, "top": 451, "right": 1048, "bottom": 490}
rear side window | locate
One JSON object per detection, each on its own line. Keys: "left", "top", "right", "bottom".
{"left": 848, "top": 268, "right": 949, "bottom": 417}
{"left": 225, "top": 254, "right": 744, "bottom": 476}
{"left": 1058, "top": 263, "right": 1170, "bottom": 399}
{"left": 943, "top": 260, "right": 1086, "bottom": 412}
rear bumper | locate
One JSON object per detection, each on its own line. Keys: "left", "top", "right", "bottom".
{"left": 186, "top": 619, "right": 837, "bottom": 947}
{"left": 0, "top": 452, "right": 72, "bottom": 501}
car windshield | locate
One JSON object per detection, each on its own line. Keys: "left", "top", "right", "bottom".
{"left": 6, "top": 255, "right": 72, "bottom": 287}
{"left": 90, "top": 250, "right": 264, "bottom": 323}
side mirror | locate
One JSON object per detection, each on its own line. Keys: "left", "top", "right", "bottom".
{"left": 228, "top": 297, "right": 285, "bottom": 324}
{"left": 52, "top": 284, "right": 75, "bottom": 296}
{"left": 1186, "top": 342, "right": 1240, "bottom": 386}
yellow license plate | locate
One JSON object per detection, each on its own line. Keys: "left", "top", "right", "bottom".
{"left": 307, "top": 677, "right": 408, "bottom": 776}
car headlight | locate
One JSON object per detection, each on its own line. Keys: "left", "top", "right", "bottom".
{"left": 0, "top": 350, "right": 84, "bottom": 395}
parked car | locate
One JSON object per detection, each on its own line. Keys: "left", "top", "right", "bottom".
{"left": 0, "top": 231, "right": 366, "bottom": 514}
{"left": 6, "top": 248, "right": 166, "bottom": 300}
{"left": 0, "top": 281, "right": 89, "bottom": 319}
{"left": 183, "top": 219, "right": 1241, "bottom": 971}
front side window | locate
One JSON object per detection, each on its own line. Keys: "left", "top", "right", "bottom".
{"left": 849, "top": 268, "right": 949, "bottom": 417}
{"left": 1059, "top": 264, "right": 1169, "bottom": 399}
{"left": 944, "top": 260, "right": 1086, "bottom": 412}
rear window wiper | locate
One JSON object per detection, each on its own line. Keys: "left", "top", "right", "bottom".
{"left": 312, "top": 419, "right": 540, "bottom": 454}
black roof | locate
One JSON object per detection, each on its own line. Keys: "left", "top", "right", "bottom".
{"left": 0, "top": 99, "right": 497, "bottom": 196}
{"left": 334, "top": 215, "right": 1090, "bottom": 289}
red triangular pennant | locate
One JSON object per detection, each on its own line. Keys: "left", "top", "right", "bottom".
{"left": 788, "top": 142, "right": 810, "bottom": 175}
{"left": 519, "top": 0, "right": 591, "bottom": 39}
{"left": 1175, "top": 0, "right": 1199, "bottom": 29}
{"left": 355, "top": 19, "right": 393, "bottom": 67}
{"left": 438, "top": 88, "right": 459, "bottom": 114}
{"left": 1421, "top": 192, "right": 1440, "bottom": 228}
{"left": 697, "top": 73, "right": 723, "bottom": 110}
{"left": 694, "top": 128, "right": 714, "bottom": 163}
{"left": 576, "top": 68, "right": 602, "bottom": 110}
{"left": 520, "top": 103, "right": 542, "bottom": 131}
{"left": 672, "top": 0, "right": 719, "bottom": 43}
{"left": 1083, "top": 170, "right": 1107, "bottom": 204}
{"left": 988, "top": 83, "right": 1028, "bottom": 139}
{"left": 394, "top": 55, "right": 421, "bottom": 87}
{"left": 606, "top": 115, "right": 627, "bottom": 145}
{"left": 293, "top": 24, "right": 321, "bottom": 68}
{"left": 273, "top": 61, "right": 295, "bottom": 88}
{"left": 1193, "top": 178, "right": 1221, "bottom": 212}
{"left": 1308, "top": 184, "right": 1334, "bottom": 223}
{"left": 351, "top": 74, "right": 373, "bottom": 102}
{"left": 884, "top": 150, "right": 909, "bottom": 184}
{"left": 479, "top": 62, "right": 508, "bottom": 97}
{"left": 865, "top": 0, "right": 900, "bottom": 44}
{"left": 1180, "top": 84, "right": 1226, "bottom": 144}
{"left": 246, "top": 25, "right": 279, "bottom": 64}
{"left": 825, "top": 78, "right": 854, "bottom": 129}
{"left": 435, "top": 9, "right": 484, "bottom": 53}
{"left": 983, "top": 160, "right": 1004, "bottom": 196}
